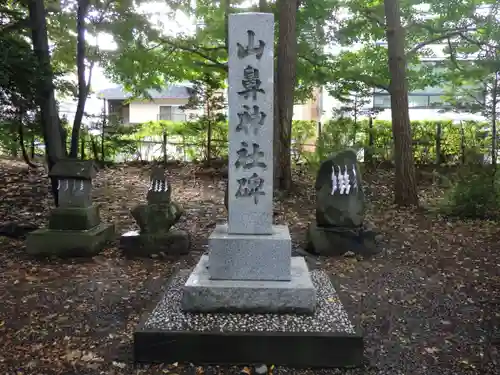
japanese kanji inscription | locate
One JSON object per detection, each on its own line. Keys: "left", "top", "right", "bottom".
{"left": 228, "top": 13, "right": 274, "bottom": 234}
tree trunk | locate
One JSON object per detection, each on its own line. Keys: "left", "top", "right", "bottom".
{"left": 365, "top": 116, "right": 374, "bottom": 165}
{"left": 69, "top": 0, "right": 91, "bottom": 158}
{"left": 8, "top": 122, "right": 19, "bottom": 157}
{"left": 206, "top": 121, "right": 212, "bottom": 165}
{"left": 460, "top": 122, "right": 465, "bottom": 164}
{"left": 162, "top": 130, "right": 167, "bottom": 165}
{"left": 206, "top": 89, "right": 212, "bottom": 165}
{"left": 384, "top": 0, "right": 418, "bottom": 206}
{"left": 276, "top": 0, "right": 299, "bottom": 192}
{"left": 80, "top": 134, "right": 86, "bottom": 160}
{"left": 90, "top": 135, "right": 100, "bottom": 161}
{"left": 435, "top": 122, "right": 442, "bottom": 165}
{"left": 30, "top": 131, "right": 36, "bottom": 159}
{"left": 101, "top": 126, "right": 105, "bottom": 162}
{"left": 273, "top": 67, "right": 281, "bottom": 187}
{"left": 491, "top": 71, "right": 498, "bottom": 168}
{"left": 224, "top": 0, "right": 231, "bottom": 51}
{"left": 28, "top": 0, "right": 65, "bottom": 206}
{"left": 18, "top": 108, "right": 39, "bottom": 168}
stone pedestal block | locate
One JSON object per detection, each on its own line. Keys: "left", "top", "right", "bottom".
{"left": 48, "top": 204, "right": 101, "bottom": 231}
{"left": 306, "top": 222, "right": 380, "bottom": 257}
{"left": 182, "top": 255, "right": 315, "bottom": 314}
{"left": 208, "top": 224, "right": 291, "bottom": 281}
{"left": 26, "top": 222, "right": 115, "bottom": 257}
{"left": 119, "top": 229, "right": 190, "bottom": 257}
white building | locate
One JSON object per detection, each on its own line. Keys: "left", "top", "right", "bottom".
{"left": 96, "top": 85, "right": 198, "bottom": 125}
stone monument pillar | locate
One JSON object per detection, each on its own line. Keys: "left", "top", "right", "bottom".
{"left": 26, "top": 159, "right": 115, "bottom": 256}
{"left": 180, "top": 12, "right": 316, "bottom": 313}
{"left": 133, "top": 13, "right": 363, "bottom": 369}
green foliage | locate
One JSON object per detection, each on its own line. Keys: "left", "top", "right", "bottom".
{"left": 305, "top": 118, "right": 364, "bottom": 169}
{"left": 102, "top": 0, "right": 340, "bottom": 101}
{"left": 329, "top": 1, "right": 499, "bottom": 104}
{"left": 126, "top": 119, "right": 229, "bottom": 162}
{"left": 291, "top": 120, "right": 317, "bottom": 163}
{"left": 440, "top": 167, "right": 500, "bottom": 219}
{"left": 439, "top": 3, "right": 500, "bottom": 122}
{"left": 296, "top": 118, "right": 491, "bottom": 171}
{"left": 0, "top": 1, "right": 39, "bottom": 116}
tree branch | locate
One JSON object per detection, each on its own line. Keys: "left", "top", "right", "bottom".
{"left": 0, "top": 19, "right": 30, "bottom": 33}
{"left": 457, "top": 32, "right": 500, "bottom": 52}
{"left": 299, "top": 53, "right": 389, "bottom": 91}
{"left": 159, "top": 37, "right": 228, "bottom": 71}
{"left": 358, "top": 7, "right": 386, "bottom": 28}
{"left": 446, "top": 37, "right": 464, "bottom": 72}
{"left": 406, "top": 27, "right": 476, "bottom": 57}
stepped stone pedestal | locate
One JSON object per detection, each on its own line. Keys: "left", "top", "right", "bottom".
{"left": 182, "top": 254, "right": 316, "bottom": 314}
{"left": 133, "top": 12, "right": 362, "bottom": 369}
{"left": 26, "top": 160, "right": 114, "bottom": 257}
{"left": 182, "top": 224, "right": 315, "bottom": 314}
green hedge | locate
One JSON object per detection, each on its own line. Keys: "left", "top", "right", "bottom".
{"left": 306, "top": 118, "right": 491, "bottom": 166}
{"left": 69, "top": 117, "right": 491, "bottom": 164}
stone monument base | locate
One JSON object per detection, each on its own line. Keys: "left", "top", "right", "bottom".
{"left": 181, "top": 255, "right": 315, "bottom": 314}
{"left": 119, "top": 229, "right": 190, "bottom": 257}
{"left": 306, "top": 222, "right": 380, "bottom": 257}
{"left": 208, "top": 224, "right": 291, "bottom": 281}
{"left": 26, "top": 223, "right": 115, "bottom": 257}
{"left": 134, "top": 267, "right": 363, "bottom": 368}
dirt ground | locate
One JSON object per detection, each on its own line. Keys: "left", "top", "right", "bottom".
{"left": 0, "top": 159, "right": 498, "bottom": 375}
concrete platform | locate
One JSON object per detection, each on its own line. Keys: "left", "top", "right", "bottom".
{"left": 208, "top": 224, "right": 291, "bottom": 281}
{"left": 134, "top": 268, "right": 363, "bottom": 368}
{"left": 182, "top": 255, "right": 315, "bottom": 314}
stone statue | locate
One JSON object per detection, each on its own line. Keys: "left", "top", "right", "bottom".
{"left": 120, "top": 166, "right": 190, "bottom": 257}
{"left": 306, "top": 149, "right": 380, "bottom": 257}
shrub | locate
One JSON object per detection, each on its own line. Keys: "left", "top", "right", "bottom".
{"left": 439, "top": 166, "right": 500, "bottom": 219}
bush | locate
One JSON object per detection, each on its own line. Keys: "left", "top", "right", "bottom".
{"left": 440, "top": 167, "right": 500, "bottom": 219}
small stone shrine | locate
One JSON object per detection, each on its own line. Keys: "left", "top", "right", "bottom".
{"left": 26, "top": 159, "right": 115, "bottom": 256}
{"left": 306, "top": 149, "right": 380, "bottom": 256}
{"left": 134, "top": 13, "right": 363, "bottom": 369}
{"left": 119, "top": 166, "right": 190, "bottom": 256}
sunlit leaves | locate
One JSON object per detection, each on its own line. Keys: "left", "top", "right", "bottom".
{"left": 103, "top": 0, "right": 343, "bottom": 101}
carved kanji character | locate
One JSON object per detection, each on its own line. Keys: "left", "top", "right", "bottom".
{"left": 238, "top": 65, "right": 265, "bottom": 100}
{"left": 235, "top": 141, "right": 267, "bottom": 170}
{"left": 236, "top": 104, "right": 266, "bottom": 135}
{"left": 237, "top": 30, "right": 265, "bottom": 59}
{"left": 235, "top": 172, "right": 265, "bottom": 204}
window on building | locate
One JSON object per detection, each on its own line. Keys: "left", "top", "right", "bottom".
{"left": 159, "top": 106, "right": 172, "bottom": 121}
{"left": 408, "top": 95, "right": 430, "bottom": 108}
{"left": 373, "top": 93, "right": 452, "bottom": 109}
{"left": 428, "top": 95, "right": 446, "bottom": 107}
{"left": 373, "top": 94, "right": 391, "bottom": 108}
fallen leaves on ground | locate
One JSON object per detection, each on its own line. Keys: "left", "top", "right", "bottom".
{"left": 0, "top": 159, "right": 498, "bottom": 374}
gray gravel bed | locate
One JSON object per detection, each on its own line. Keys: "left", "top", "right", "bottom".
{"left": 144, "top": 269, "right": 356, "bottom": 334}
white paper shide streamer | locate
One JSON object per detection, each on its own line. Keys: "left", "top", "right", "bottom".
{"left": 149, "top": 179, "right": 169, "bottom": 192}
{"left": 330, "top": 164, "right": 358, "bottom": 196}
